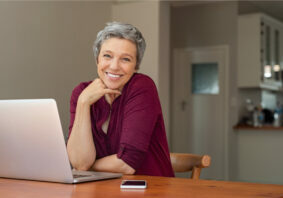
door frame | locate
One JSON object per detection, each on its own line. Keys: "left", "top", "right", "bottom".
{"left": 171, "top": 45, "right": 230, "bottom": 180}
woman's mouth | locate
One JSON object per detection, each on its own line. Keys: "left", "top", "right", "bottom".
{"left": 106, "top": 72, "right": 122, "bottom": 79}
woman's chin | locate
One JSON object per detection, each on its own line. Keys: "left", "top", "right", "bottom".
{"left": 102, "top": 78, "right": 125, "bottom": 90}
{"left": 105, "top": 83, "right": 121, "bottom": 90}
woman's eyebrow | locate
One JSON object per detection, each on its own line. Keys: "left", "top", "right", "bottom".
{"left": 102, "top": 50, "right": 134, "bottom": 59}
{"left": 122, "top": 53, "right": 134, "bottom": 59}
{"left": 102, "top": 50, "right": 113, "bottom": 53}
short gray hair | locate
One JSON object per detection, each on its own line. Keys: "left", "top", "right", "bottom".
{"left": 93, "top": 22, "right": 146, "bottom": 70}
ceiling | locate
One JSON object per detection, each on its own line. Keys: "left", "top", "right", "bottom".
{"left": 170, "top": 0, "right": 283, "bottom": 22}
{"left": 239, "top": 1, "right": 283, "bottom": 22}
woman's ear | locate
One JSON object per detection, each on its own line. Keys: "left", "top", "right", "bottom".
{"left": 134, "top": 66, "right": 138, "bottom": 72}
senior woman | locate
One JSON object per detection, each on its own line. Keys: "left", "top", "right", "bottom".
{"left": 67, "top": 22, "right": 174, "bottom": 177}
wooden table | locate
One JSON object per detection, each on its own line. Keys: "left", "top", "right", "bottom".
{"left": 1, "top": 175, "right": 283, "bottom": 198}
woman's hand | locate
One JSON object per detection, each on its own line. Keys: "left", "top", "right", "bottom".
{"left": 78, "top": 78, "right": 121, "bottom": 106}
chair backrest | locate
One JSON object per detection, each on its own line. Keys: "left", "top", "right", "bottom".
{"left": 170, "top": 153, "right": 211, "bottom": 179}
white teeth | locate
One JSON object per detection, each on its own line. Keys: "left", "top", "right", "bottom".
{"left": 107, "top": 73, "right": 121, "bottom": 78}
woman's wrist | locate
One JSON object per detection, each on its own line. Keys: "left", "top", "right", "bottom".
{"left": 78, "top": 94, "right": 92, "bottom": 107}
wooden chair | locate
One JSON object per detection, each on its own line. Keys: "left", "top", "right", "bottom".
{"left": 170, "top": 153, "right": 211, "bottom": 179}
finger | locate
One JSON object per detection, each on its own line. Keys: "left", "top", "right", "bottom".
{"left": 96, "top": 79, "right": 108, "bottom": 89}
{"left": 93, "top": 78, "right": 101, "bottom": 83}
{"left": 91, "top": 78, "right": 106, "bottom": 89}
{"left": 104, "top": 89, "right": 121, "bottom": 95}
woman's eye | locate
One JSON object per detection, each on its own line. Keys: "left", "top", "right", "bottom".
{"left": 122, "top": 58, "right": 130, "bottom": 62}
{"left": 103, "top": 54, "right": 111, "bottom": 58}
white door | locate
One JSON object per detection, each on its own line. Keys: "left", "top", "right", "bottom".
{"left": 171, "top": 46, "right": 229, "bottom": 180}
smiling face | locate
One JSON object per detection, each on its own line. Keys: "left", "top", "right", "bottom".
{"left": 97, "top": 38, "right": 137, "bottom": 90}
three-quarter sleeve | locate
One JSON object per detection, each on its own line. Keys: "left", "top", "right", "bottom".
{"left": 117, "top": 76, "right": 161, "bottom": 170}
{"left": 68, "top": 82, "right": 89, "bottom": 139}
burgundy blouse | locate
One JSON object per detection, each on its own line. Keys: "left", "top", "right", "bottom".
{"left": 68, "top": 73, "right": 174, "bottom": 177}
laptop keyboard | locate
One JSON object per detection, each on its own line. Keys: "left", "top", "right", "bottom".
{"left": 73, "top": 174, "right": 92, "bottom": 178}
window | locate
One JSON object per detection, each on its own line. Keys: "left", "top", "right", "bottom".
{"left": 192, "top": 63, "right": 219, "bottom": 94}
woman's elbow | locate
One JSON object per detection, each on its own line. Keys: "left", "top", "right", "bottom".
{"left": 73, "top": 163, "right": 92, "bottom": 171}
{"left": 123, "top": 166, "right": 136, "bottom": 175}
{"left": 69, "top": 154, "right": 95, "bottom": 171}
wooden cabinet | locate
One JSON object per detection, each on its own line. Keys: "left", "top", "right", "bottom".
{"left": 238, "top": 13, "right": 283, "bottom": 90}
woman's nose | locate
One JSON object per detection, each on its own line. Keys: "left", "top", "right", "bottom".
{"left": 109, "top": 59, "right": 119, "bottom": 70}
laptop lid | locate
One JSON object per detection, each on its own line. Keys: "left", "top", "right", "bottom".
{"left": 0, "top": 99, "right": 121, "bottom": 183}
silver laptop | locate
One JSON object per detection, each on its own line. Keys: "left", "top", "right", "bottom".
{"left": 0, "top": 99, "right": 122, "bottom": 183}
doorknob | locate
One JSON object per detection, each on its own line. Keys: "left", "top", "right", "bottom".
{"left": 181, "top": 100, "right": 187, "bottom": 111}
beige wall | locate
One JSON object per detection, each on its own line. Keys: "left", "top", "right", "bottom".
{"left": 158, "top": 2, "right": 171, "bottom": 139}
{"left": 0, "top": 1, "right": 171, "bottom": 140}
{"left": 112, "top": 1, "right": 159, "bottom": 85}
{"left": 112, "top": 1, "right": 171, "bottom": 137}
{"left": 0, "top": 2, "right": 111, "bottom": 138}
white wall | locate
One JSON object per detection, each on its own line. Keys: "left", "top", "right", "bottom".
{"left": 0, "top": 2, "right": 111, "bottom": 138}
{"left": 171, "top": 2, "right": 239, "bottom": 180}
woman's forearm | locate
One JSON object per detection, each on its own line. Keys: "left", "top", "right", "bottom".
{"left": 91, "top": 154, "right": 135, "bottom": 175}
{"left": 67, "top": 98, "right": 96, "bottom": 171}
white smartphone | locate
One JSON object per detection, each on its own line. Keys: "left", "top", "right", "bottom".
{"left": 120, "top": 180, "right": 147, "bottom": 189}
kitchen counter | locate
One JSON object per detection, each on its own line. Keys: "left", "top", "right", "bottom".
{"left": 233, "top": 124, "right": 283, "bottom": 184}
{"left": 234, "top": 124, "right": 283, "bottom": 130}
